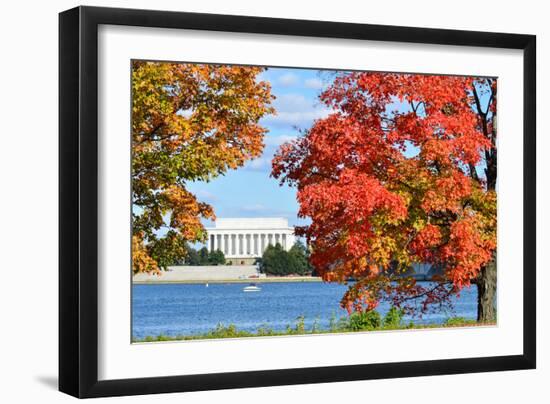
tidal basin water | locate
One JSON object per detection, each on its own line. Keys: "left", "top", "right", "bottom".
{"left": 132, "top": 282, "right": 477, "bottom": 339}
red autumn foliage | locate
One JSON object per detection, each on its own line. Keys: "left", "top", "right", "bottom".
{"left": 272, "top": 72, "right": 497, "bottom": 316}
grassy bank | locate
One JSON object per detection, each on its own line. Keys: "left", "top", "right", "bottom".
{"left": 133, "top": 310, "right": 494, "bottom": 343}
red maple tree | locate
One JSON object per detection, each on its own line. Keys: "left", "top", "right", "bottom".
{"left": 272, "top": 72, "right": 497, "bottom": 322}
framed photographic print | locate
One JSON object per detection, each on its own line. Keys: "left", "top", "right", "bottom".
{"left": 59, "top": 6, "right": 536, "bottom": 398}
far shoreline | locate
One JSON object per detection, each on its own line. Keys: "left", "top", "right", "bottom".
{"left": 133, "top": 276, "right": 324, "bottom": 285}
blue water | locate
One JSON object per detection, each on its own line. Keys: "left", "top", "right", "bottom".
{"left": 132, "top": 282, "right": 477, "bottom": 339}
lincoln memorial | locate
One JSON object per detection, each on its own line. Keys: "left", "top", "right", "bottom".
{"left": 206, "top": 217, "right": 296, "bottom": 265}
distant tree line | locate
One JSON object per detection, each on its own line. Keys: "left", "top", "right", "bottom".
{"left": 175, "top": 241, "right": 312, "bottom": 274}
{"left": 258, "top": 241, "right": 312, "bottom": 276}
{"left": 179, "top": 245, "right": 226, "bottom": 266}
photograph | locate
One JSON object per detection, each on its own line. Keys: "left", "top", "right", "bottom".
{"left": 131, "top": 61, "right": 498, "bottom": 342}
{"left": 0, "top": 0, "right": 543, "bottom": 401}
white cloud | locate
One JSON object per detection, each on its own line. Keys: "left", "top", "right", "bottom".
{"left": 264, "top": 110, "right": 330, "bottom": 127}
{"left": 304, "top": 77, "right": 325, "bottom": 90}
{"left": 264, "top": 134, "right": 297, "bottom": 146}
{"left": 278, "top": 72, "right": 299, "bottom": 87}
{"left": 274, "top": 93, "right": 312, "bottom": 110}
{"left": 244, "top": 157, "right": 272, "bottom": 172}
{"left": 263, "top": 93, "right": 332, "bottom": 128}
{"left": 193, "top": 189, "right": 218, "bottom": 202}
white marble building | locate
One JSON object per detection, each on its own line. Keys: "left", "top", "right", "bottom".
{"left": 206, "top": 217, "right": 296, "bottom": 263}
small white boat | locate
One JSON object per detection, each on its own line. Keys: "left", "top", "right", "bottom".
{"left": 243, "top": 283, "right": 261, "bottom": 292}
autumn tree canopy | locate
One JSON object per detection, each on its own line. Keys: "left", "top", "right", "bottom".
{"left": 132, "top": 61, "right": 273, "bottom": 274}
{"left": 272, "top": 72, "right": 497, "bottom": 321}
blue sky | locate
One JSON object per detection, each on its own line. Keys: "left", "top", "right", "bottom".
{"left": 186, "top": 67, "right": 334, "bottom": 230}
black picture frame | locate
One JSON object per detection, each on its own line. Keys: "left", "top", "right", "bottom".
{"left": 59, "top": 5, "right": 536, "bottom": 398}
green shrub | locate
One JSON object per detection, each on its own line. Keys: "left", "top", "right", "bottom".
{"left": 207, "top": 324, "right": 251, "bottom": 338}
{"left": 347, "top": 311, "right": 382, "bottom": 331}
{"left": 256, "top": 324, "right": 275, "bottom": 336}
{"left": 294, "top": 315, "right": 306, "bottom": 334}
{"left": 383, "top": 307, "right": 404, "bottom": 328}
{"left": 329, "top": 312, "right": 338, "bottom": 332}
{"left": 311, "top": 317, "right": 320, "bottom": 333}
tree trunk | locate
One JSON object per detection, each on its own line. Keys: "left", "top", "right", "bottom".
{"left": 476, "top": 252, "right": 497, "bottom": 323}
